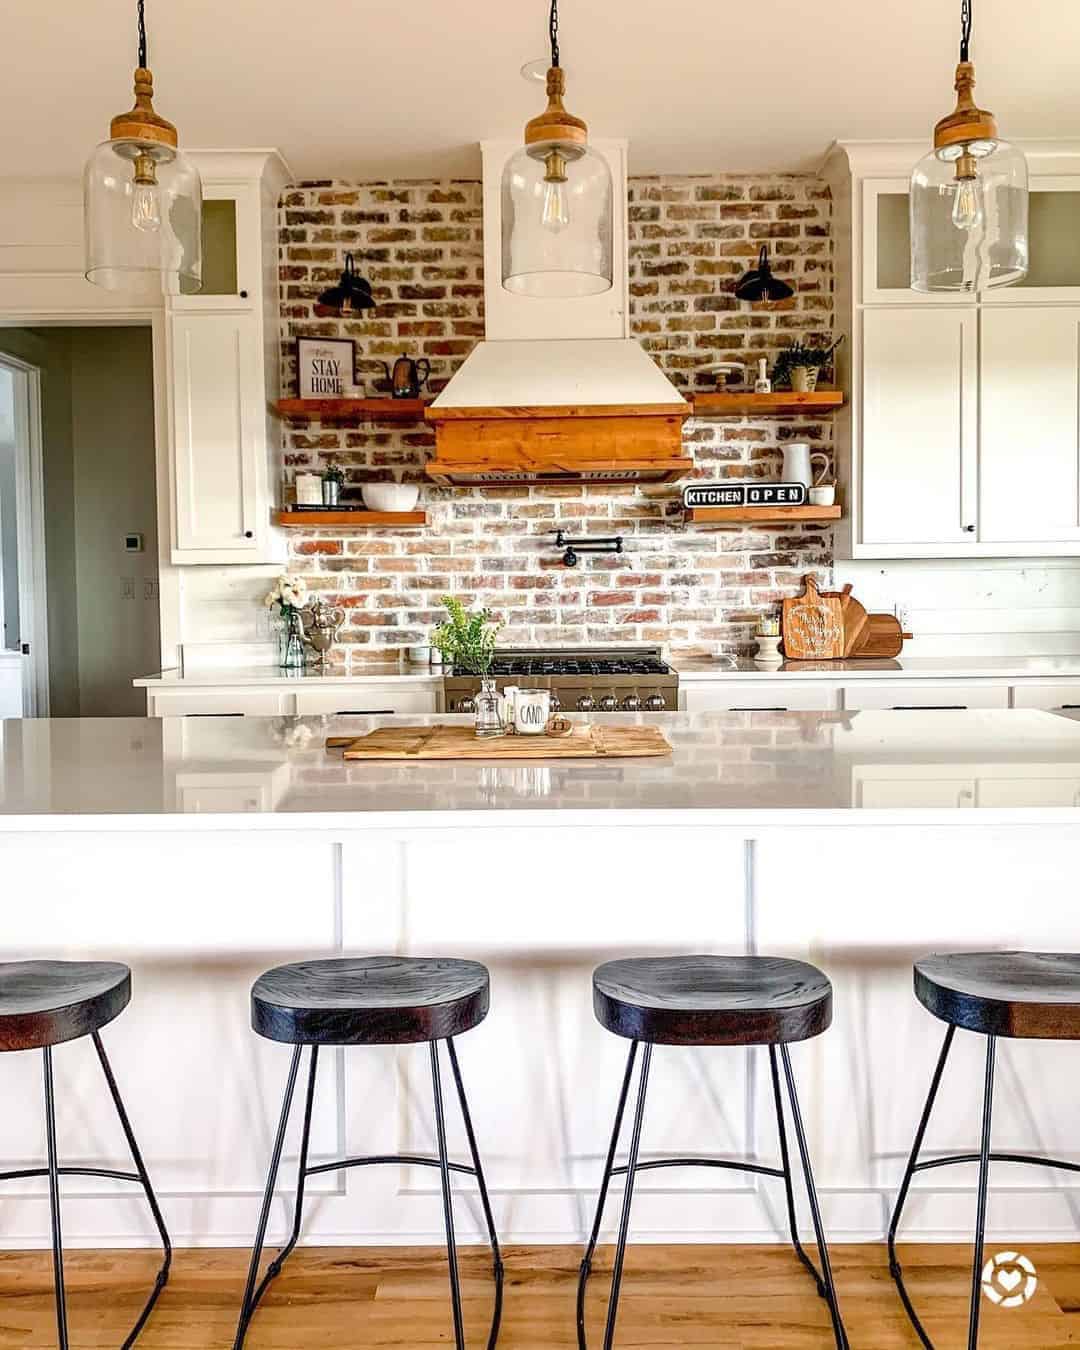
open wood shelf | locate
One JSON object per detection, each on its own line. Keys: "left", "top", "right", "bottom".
{"left": 685, "top": 505, "right": 842, "bottom": 525}
{"left": 275, "top": 510, "right": 427, "bottom": 528}
{"left": 690, "top": 391, "right": 845, "bottom": 417}
{"left": 274, "top": 397, "right": 431, "bottom": 422}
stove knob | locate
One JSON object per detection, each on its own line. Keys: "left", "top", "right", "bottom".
{"left": 598, "top": 694, "right": 618, "bottom": 713}
{"left": 577, "top": 694, "right": 595, "bottom": 712}
{"left": 549, "top": 691, "right": 561, "bottom": 712}
{"left": 622, "top": 694, "right": 641, "bottom": 711}
{"left": 645, "top": 692, "right": 666, "bottom": 711}
{"left": 456, "top": 697, "right": 476, "bottom": 714}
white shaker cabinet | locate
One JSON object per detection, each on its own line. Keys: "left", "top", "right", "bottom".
{"left": 170, "top": 312, "right": 262, "bottom": 555}
{"left": 980, "top": 306, "right": 1080, "bottom": 546}
{"left": 861, "top": 308, "right": 977, "bottom": 549}
{"left": 165, "top": 152, "right": 288, "bottom": 565}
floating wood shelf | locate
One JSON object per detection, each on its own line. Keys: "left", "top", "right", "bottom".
{"left": 691, "top": 391, "right": 845, "bottom": 417}
{"left": 274, "top": 398, "right": 431, "bottom": 422}
{"left": 275, "top": 510, "right": 427, "bottom": 528}
{"left": 685, "top": 505, "right": 842, "bottom": 525}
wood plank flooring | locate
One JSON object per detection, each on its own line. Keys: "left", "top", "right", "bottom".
{"left": 0, "top": 1243, "right": 1078, "bottom": 1347}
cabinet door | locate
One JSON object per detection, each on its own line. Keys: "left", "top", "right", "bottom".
{"left": 683, "top": 683, "right": 838, "bottom": 712}
{"left": 861, "top": 179, "right": 975, "bottom": 306}
{"left": 294, "top": 687, "right": 438, "bottom": 716}
{"left": 1011, "top": 684, "right": 1080, "bottom": 712}
{"left": 170, "top": 182, "right": 258, "bottom": 311}
{"left": 981, "top": 307, "right": 1080, "bottom": 545}
{"left": 982, "top": 179, "right": 1080, "bottom": 306}
{"left": 171, "top": 312, "right": 261, "bottom": 556}
{"left": 149, "top": 690, "right": 289, "bottom": 716}
{"left": 861, "top": 308, "right": 977, "bottom": 548}
{"left": 841, "top": 682, "right": 1009, "bottom": 711}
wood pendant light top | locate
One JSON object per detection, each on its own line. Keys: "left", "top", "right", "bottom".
{"left": 592, "top": 955, "right": 833, "bottom": 1047}
{"left": 0, "top": 961, "right": 131, "bottom": 1052}
{"left": 915, "top": 951, "right": 1080, "bottom": 1040}
{"left": 251, "top": 956, "right": 491, "bottom": 1046}
{"left": 110, "top": 68, "right": 179, "bottom": 149}
{"left": 934, "top": 62, "right": 998, "bottom": 152}
{"left": 524, "top": 66, "right": 588, "bottom": 150}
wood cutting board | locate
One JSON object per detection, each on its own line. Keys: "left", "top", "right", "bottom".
{"left": 838, "top": 584, "right": 869, "bottom": 657}
{"left": 782, "top": 576, "right": 845, "bottom": 660}
{"left": 327, "top": 724, "right": 673, "bottom": 761}
{"left": 850, "top": 613, "right": 914, "bottom": 659}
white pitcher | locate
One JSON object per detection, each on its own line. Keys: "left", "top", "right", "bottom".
{"left": 782, "top": 442, "right": 830, "bottom": 491}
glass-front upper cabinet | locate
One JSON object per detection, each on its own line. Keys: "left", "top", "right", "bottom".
{"left": 863, "top": 176, "right": 1080, "bottom": 305}
{"left": 171, "top": 181, "right": 258, "bottom": 310}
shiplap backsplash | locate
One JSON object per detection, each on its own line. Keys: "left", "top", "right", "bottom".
{"left": 837, "top": 559, "right": 1080, "bottom": 657}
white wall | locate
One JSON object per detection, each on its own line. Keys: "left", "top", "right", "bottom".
{"left": 0, "top": 366, "right": 16, "bottom": 651}
{"left": 837, "top": 559, "right": 1080, "bottom": 658}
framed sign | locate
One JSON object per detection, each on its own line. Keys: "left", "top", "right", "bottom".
{"left": 683, "top": 480, "right": 807, "bottom": 509}
{"left": 297, "top": 337, "right": 355, "bottom": 399}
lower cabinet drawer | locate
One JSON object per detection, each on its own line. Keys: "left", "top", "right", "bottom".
{"left": 683, "top": 684, "right": 839, "bottom": 713}
{"left": 294, "top": 687, "right": 438, "bottom": 717}
{"left": 841, "top": 683, "right": 1009, "bottom": 711}
{"left": 1011, "top": 684, "right": 1080, "bottom": 712}
{"left": 149, "top": 691, "right": 290, "bottom": 717}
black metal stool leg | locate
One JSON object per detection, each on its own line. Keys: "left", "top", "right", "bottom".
{"left": 91, "top": 1031, "right": 173, "bottom": 1348}
{"left": 967, "top": 1036, "right": 996, "bottom": 1350}
{"left": 780, "top": 1044, "right": 848, "bottom": 1350}
{"left": 602, "top": 1041, "right": 653, "bottom": 1350}
{"left": 431, "top": 1040, "right": 466, "bottom": 1350}
{"left": 576, "top": 1041, "right": 639, "bottom": 1350}
{"left": 233, "top": 1044, "right": 303, "bottom": 1350}
{"left": 42, "top": 1047, "right": 69, "bottom": 1350}
{"left": 446, "top": 1037, "right": 503, "bottom": 1350}
{"left": 888, "top": 1023, "right": 956, "bottom": 1348}
{"left": 769, "top": 1044, "right": 827, "bottom": 1298}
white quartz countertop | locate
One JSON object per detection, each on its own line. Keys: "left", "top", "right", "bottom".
{"left": 5, "top": 710, "right": 1080, "bottom": 825}
{"left": 134, "top": 664, "right": 442, "bottom": 687}
{"left": 672, "top": 655, "right": 1080, "bottom": 681}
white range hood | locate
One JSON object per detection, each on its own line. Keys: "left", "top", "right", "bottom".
{"left": 425, "top": 139, "right": 690, "bottom": 486}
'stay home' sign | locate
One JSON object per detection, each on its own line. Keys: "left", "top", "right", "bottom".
{"left": 297, "top": 338, "right": 355, "bottom": 399}
{"left": 683, "top": 480, "right": 807, "bottom": 509}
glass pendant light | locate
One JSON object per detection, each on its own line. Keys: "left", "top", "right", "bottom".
{"left": 84, "top": 0, "right": 202, "bottom": 298}
{"left": 910, "top": 0, "right": 1028, "bottom": 293}
{"left": 502, "top": 0, "right": 613, "bottom": 297}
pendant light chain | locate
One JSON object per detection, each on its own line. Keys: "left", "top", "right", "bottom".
{"left": 549, "top": 0, "right": 560, "bottom": 68}
{"left": 137, "top": 0, "right": 147, "bottom": 68}
{"left": 960, "top": 0, "right": 972, "bottom": 62}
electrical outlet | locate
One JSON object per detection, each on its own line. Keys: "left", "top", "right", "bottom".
{"left": 121, "top": 577, "right": 136, "bottom": 600}
{"left": 894, "top": 603, "right": 912, "bottom": 630}
{"left": 144, "top": 579, "right": 159, "bottom": 601}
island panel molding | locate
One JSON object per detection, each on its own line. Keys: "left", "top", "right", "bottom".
{"left": 277, "top": 173, "right": 835, "bottom": 667}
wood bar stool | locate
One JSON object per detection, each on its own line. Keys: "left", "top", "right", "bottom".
{"left": 890, "top": 950, "right": 1080, "bottom": 1350}
{"left": 234, "top": 955, "right": 503, "bottom": 1350}
{"left": 0, "top": 960, "right": 171, "bottom": 1350}
{"left": 578, "top": 955, "right": 848, "bottom": 1349}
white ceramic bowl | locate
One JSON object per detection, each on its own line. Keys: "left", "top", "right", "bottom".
{"left": 361, "top": 482, "right": 420, "bottom": 513}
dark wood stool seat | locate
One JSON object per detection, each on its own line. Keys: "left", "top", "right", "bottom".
{"left": 0, "top": 960, "right": 131, "bottom": 1052}
{"left": 251, "top": 956, "right": 490, "bottom": 1046}
{"left": 593, "top": 954, "right": 833, "bottom": 1046}
{"left": 915, "top": 950, "right": 1080, "bottom": 1039}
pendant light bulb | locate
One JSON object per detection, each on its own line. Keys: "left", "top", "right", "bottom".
{"left": 130, "top": 154, "right": 162, "bottom": 232}
{"left": 951, "top": 161, "right": 984, "bottom": 232}
{"left": 541, "top": 149, "right": 570, "bottom": 232}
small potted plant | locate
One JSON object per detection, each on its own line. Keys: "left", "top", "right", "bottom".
{"left": 433, "top": 597, "right": 504, "bottom": 736}
{"left": 773, "top": 336, "right": 844, "bottom": 394}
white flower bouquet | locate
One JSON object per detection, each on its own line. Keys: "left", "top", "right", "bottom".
{"left": 263, "top": 574, "right": 309, "bottom": 617}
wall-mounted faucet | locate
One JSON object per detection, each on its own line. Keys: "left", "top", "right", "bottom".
{"left": 555, "top": 531, "right": 624, "bottom": 568}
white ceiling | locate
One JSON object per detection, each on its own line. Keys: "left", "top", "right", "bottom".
{"left": 5, "top": 0, "right": 1079, "bottom": 182}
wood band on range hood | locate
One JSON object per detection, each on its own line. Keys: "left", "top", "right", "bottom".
{"left": 424, "top": 403, "right": 692, "bottom": 486}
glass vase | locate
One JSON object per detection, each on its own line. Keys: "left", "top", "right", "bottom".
{"left": 473, "top": 677, "right": 504, "bottom": 738}
{"left": 278, "top": 610, "right": 307, "bottom": 670}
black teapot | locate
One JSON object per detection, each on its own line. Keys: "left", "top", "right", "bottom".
{"left": 379, "top": 353, "right": 431, "bottom": 399}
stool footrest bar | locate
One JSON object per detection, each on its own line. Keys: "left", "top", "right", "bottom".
{"left": 610, "top": 1157, "right": 785, "bottom": 1180}
{"left": 0, "top": 1166, "right": 142, "bottom": 1185}
{"left": 912, "top": 1150, "right": 1080, "bottom": 1176}
{"left": 304, "top": 1153, "right": 479, "bottom": 1179}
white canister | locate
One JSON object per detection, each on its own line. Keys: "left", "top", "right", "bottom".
{"left": 514, "top": 689, "right": 551, "bottom": 735}
{"left": 499, "top": 685, "right": 520, "bottom": 730}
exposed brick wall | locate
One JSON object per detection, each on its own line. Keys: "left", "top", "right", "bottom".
{"left": 279, "top": 174, "right": 833, "bottom": 664}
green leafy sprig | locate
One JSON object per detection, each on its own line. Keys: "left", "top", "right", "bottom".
{"left": 432, "top": 596, "right": 502, "bottom": 676}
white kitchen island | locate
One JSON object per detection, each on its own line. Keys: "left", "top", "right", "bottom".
{"left": 2, "top": 710, "right": 1080, "bottom": 1253}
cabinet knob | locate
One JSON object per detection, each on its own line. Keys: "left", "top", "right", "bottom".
{"left": 244, "top": 530, "right": 254, "bottom": 539}
{"left": 240, "top": 289, "right": 249, "bottom": 299}
{"left": 963, "top": 524, "right": 975, "bottom": 533}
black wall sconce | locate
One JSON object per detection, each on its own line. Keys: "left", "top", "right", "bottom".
{"left": 734, "top": 245, "right": 794, "bottom": 303}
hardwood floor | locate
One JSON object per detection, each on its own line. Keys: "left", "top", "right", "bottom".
{"left": 0, "top": 1243, "right": 1077, "bottom": 1347}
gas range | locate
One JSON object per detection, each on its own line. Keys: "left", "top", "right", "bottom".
{"left": 443, "top": 646, "right": 678, "bottom": 714}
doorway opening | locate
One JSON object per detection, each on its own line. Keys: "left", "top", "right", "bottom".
{"left": 0, "top": 326, "right": 158, "bottom": 717}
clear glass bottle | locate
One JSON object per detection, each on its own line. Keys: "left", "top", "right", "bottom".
{"left": 278, "top": 610, "right": 307, "bottom": 669}
{"left": 473, "top": 677, "right": 504, "bottom": 738}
